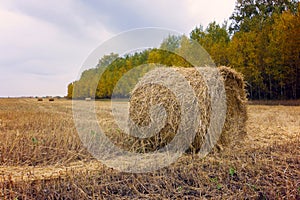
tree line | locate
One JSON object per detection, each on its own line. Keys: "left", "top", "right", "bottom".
{"left": 68, "top": 0, "right": 300, "bottom": 100}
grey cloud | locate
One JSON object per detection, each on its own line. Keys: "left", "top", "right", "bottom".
{"left": 82, "top": 0, "right": 190, "bottom": 32}
{"left": 0, "top": 0, "right": 236, "bottom": 97}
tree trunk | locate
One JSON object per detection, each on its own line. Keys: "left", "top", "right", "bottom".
{"left": 269, "top": 73, "right": 272, "bottom": 99}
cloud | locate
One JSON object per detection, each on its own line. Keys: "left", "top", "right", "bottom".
{"left": 0, "top": 0, "right": 236, "bottom": 97}
{"left": 82, "top": 0, "right": 236, "bottom": 32}
{"left": 0, "top": 1, "right": 112, "bottom": 96}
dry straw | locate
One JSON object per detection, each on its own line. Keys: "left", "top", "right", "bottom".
{"left": 126, "top": 66, "right": 247, "bottom": 153}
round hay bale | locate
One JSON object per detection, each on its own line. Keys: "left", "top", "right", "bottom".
{"left": 49, "top": 98, "right": 55, "bottom": 102}
{"left": 126, "top": 66, "right": 247, "bottom": 153}
{"left": 37, "top": 98, "right": 43, "bottom": 101}
{"left": 217, "top": 66, "right": 247, "bottom": 147}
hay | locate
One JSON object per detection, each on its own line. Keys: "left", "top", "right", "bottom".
{"left": 126, "top": 66, "right": 247, "bottom": 153}
{"left": 49, "top": 98, "right": 55, "bottom": 102}
{"left": 37, "top": 98, "right": 43, "bottom": 101}
{"left": 85, "top": 98, "right": 92, "bottom": 101}
{"left": 217, "top": 66, "right": 247, "bottom": 147}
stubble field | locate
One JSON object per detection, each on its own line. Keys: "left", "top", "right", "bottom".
{"left": 0, "top": 98, "right": 299, "bottom": 199}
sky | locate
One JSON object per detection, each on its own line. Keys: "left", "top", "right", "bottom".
{"left": 0, "top": 0, "right": 236, "bottom": 97}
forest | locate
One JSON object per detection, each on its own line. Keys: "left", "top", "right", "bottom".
{"left": 68, "top": 0, "right": 300, "bottom": 100}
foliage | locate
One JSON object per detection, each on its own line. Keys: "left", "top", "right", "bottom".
{"left": 227, "top": 1, "right": 300, "bottom": 99}
{"left": 191, "top": 21, "right": 230, "bottom": 66}
{"left": 229, "top": 0, "right": 298, "bottom": 33}
{"left": 229, "top": 167, "right": 236, "bottom": 176}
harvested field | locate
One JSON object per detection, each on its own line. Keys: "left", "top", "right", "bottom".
{"left": 0, "top": 98, "right": 299, "bottom": 199}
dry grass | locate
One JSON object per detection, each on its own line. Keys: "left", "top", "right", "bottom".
{"left": 0, "top": 98, "right": 299, "bottom": 199}
{"left": 248, "top": 99, "right": 300, "bottom": 106}
{"left": 0, "top": 98, "right": 92, "bottom": 166}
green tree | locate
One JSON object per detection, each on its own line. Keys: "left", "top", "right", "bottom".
{"left": 96, "top": 53, "right": 119, "bottom": 68}
{"left": 191, "top": 22, "right": 230, "bottom": 66}
{"left": 230, "top": 0, "right": 298, "bottom": 33}
{"left": 160, "top": 35, "right": 182, "bottom": 52}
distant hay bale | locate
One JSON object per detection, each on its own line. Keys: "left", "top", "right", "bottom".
{"left": 49, "top": 98, "right": 55, "bottom": 102}
{"left": 126, "top": 66, "right": 247, "bottom": 153}
{"left": 37, "top": 98, "right": 43, "bottom": 101}
{"left": 85, "top": 98, "right": 92, "bottom": 101}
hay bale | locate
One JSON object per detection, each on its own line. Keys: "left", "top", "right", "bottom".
{"left": 49, "top": 98, "right": 55, "bottom": 102}
{"left": 217, "top": 66, "right": 247, "bottom": 147}
{"left": 37, "top": 98, "right": 43, "bottom": 101}
{"left": 85, "top": 98, "right": 92, "bottom": 101}
{"left": 126, "top": 66, "right": 247, "bottom": 153}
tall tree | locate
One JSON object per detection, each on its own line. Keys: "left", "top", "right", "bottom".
{"left": 67, "top": 82, "right": 74, "bottom": 99}
{"left": 230, "top": 0, "right": 298, "bottom": 33}
{"left": 267, "top": 5, "right": 300, "bottom": 99}
{"left": 96, "top": 53, "right": 119, "bottom": 68}
{"left": 160, "top": 35, "right": 182, "bottom": 52}
{"left": 191, "top": 22, "right": 230, "bottom": 66}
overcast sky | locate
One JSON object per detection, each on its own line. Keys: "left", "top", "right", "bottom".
{"left": 0, "top": 0, "right": 236, "bottom": 97}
